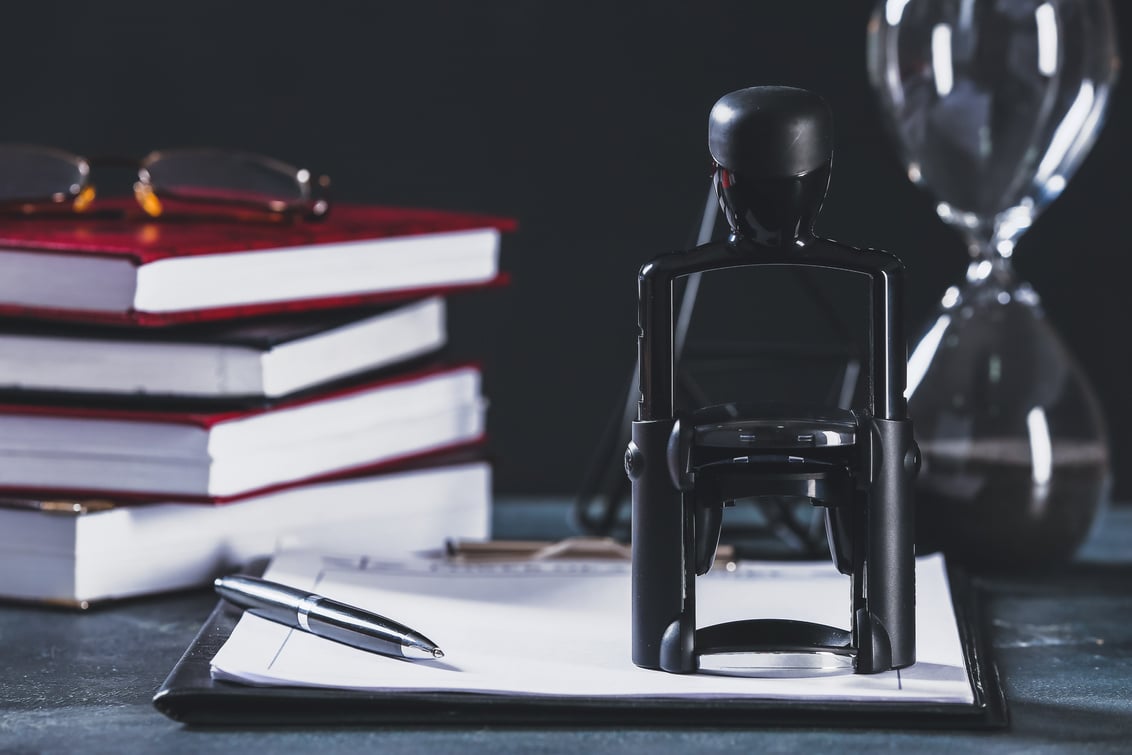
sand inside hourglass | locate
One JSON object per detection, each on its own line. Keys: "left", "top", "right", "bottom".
{"left": 915, "top": 437, "right": 1109, "bottom": 571}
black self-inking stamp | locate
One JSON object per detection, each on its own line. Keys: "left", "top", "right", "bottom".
{"left": 627, "top": 86, "right": 919, "bottom": 675}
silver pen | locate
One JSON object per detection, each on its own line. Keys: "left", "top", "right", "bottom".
{"left": 214, "top": 574, "right": 444, "bottom": 660}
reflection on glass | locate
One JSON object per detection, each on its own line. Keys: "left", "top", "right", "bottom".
{"left": 867, "top": 0, "right": 1120, "bottom": 572}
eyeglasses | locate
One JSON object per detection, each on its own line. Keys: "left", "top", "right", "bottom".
{"left": 0, "top": 145, "right": 330, "bottom": 221}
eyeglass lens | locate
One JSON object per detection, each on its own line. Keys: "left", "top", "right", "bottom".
{"left": 143, "top": 150, "right": 307, "bottom": 210}
{"left": 0, "top": 145, "right": 86, "bottom": 205}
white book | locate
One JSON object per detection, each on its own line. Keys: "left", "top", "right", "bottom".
{"left": 0, "top": 297, "right": 447, "bottom": 399}
{"left": 0, "top": 459, "right": 490, "bottom": 607}
{"left": 0, "top": 364, "right": 484, "bottom": 499}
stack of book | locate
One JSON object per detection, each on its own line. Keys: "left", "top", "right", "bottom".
{"left": 0, "top": 203, "right": 514, "bottom": 606}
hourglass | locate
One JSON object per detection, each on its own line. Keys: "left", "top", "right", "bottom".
{"left": 867, "top": 0, "right": 1120, "bottom": 571}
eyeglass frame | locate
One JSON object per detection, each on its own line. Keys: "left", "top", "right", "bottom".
{"left": 0, "top": 145, "right": 330, "bottom": 221}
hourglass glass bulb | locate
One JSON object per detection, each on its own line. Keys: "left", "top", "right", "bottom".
{"left": 868, "top": 0, "right": 1119, "bottom": 572}
{"left": 907, "top": 274, "right": 1111, "bottom": 571}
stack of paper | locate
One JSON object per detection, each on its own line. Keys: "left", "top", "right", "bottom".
{"left": 211, "top": 552, "right": 975, "bottom": 705}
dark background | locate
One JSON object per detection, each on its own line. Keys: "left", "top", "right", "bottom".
{"left": 1, "top": 1, "right": 1129, "bottom": 497}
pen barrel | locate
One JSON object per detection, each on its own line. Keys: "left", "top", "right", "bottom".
{"left": 304, "top": 597, "right": 416, "bottom": 656}
{"left": 216, "top": 575, "right": 307, "bottom": 625}
{"left": 216, "top": 575, "right": 439, "bottom": 659}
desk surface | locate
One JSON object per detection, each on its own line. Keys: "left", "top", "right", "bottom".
{"left": 2, "top": 499, "right": 1130, "bottom": 753}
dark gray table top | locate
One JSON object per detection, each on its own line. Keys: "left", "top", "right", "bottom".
{"left": 2, "top": 499, "right": 1130, "bottom": 753}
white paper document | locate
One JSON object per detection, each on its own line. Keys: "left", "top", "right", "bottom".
{"left": 210, "top": 551, "right": 974, "bottom": 704}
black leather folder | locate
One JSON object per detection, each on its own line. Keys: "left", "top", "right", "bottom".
{"left": 152, "top": 566, "right": 1007, "bottom": 729}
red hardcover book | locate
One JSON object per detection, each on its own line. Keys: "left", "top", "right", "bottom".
{"left": 0, "top": 363, "right": 485, "bottom": 501}
{"left": 0, "top": 203, "right": 515, "bottom": 325}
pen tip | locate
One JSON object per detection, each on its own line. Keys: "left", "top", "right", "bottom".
{"left": 402, "top": 642, "right": 444, "bottom": 660}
